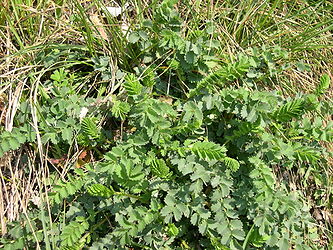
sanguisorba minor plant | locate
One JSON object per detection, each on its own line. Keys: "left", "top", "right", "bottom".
{"left": 2, "top": 39, "right": 333, "bottom": 250}
{"left": 5, "top": 58, "right": 332, "bottom": 249}
{"left": 0, "top": 0, "right": 332, "bottom": 249}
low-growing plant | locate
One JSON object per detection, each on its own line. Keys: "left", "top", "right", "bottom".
{"left": 1, "top": 1, "right": 332, "bottom": 249}
{"left": 3, "top": 53, "right": 332, "bottom": 248}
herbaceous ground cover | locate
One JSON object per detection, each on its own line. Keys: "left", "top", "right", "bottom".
{"left": 0, "top": 0, "right": 332, "bottom": 249}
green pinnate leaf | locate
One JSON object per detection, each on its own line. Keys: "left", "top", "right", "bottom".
{"left": 245, "top": 227, "right": 270, "bottom": 248}
{"left": 149, "top": 158, "right": 171, "bottom": 178}
{"left": 60, "top": 242, "right": 85, "bottom": 250}
{"left": 61, "top": 127, "right": 73, "bottom": 143}
{"left": 124, "top": 73, "right": 143, "bottom": 96}
{"left": 273, "top": 99, "right": 304, "bottom": 122}
{"left": 0, "top": 129, "right": 27, "bottom": 156}
{"left": 112, "top": 100, "right": 130, "bottom": 120}
{"left": 222, "top": 157, "right": 240, "bottom": 172}
{"left": 182, "top": 101, "right": 203, "bottom": 125}
{"left": 8, "top": 137, "right": 21, "bottom": 150}
{"left": 190, "top": 165, "right": 211, "bottom": 183}
{"left": 1, "top": 140, "right": 11, "bottom": 152}
{"left": 161, "top": 203, "right": 183, "bottom": 223}
{"left": 142, "top": 67, "right": 156, "bottom": 87}
{"left": 49, "top": 177, "right": 84, "bottom": 204}
{"left": 42, "top": 132, "right": 57, "bottom": 144}
{"left": 167, "top": 223, "right": 179, "bottom": 236}
{"left": 232, "top": 229, "right": 245, "bottom": 240}
{"left": 189, "top": 55, "right": 251, "bottom": 97}
{"left": 315, "top": 74, "right": 330, "bottom": 96}
{"left": 128, "top": 31, "right": 140, "bottom": 43}
{"left": 198, "top": 220, "right": 208, "bottom": 234}
{"left": 50, "top": 68, "right": 67, "bottom": 82}
{"left": 294, "top": 145, "right": 321, "bottom": 164}
{"left": 113, "top": 159, "right": 145, "bottom": 189}
{"left": 60, "top": 217, "right": 89, "bottom": 247}
{"left": 81, "top": 117, "right": 100, "bottom": 140}
{"left": 189, "top": 141, "right": 227, "bottom": 161}
{"left": 278, "top": 237, "right": 289, "bottom": 249}
{"left": 86, "top": 184, "right": 114, "bottom": 198}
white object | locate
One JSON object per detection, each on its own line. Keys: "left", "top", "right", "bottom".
{"left": 121, "top": 23, "right": 130, "bottom": 35}
{"left": 79, "top": 107, "right": 89, "bottom": 121}
{"left": 106, "top": 3, "right": 129, "bottom": 17}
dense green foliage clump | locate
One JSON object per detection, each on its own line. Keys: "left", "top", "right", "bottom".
{"left": 0, "top": 0, "right": 332, "bottom": 249}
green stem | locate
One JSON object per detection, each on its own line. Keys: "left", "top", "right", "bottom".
{"left": 242, "top": 224, "right": 255, "bottom": 250}
{"left": 114, "top": 191, "right": 141, "bottom": 200}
